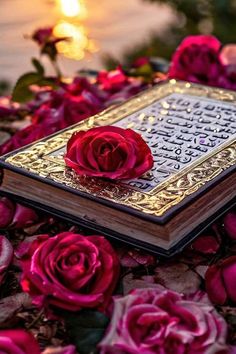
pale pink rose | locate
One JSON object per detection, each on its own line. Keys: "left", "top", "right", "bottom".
{"left": 99, "top": 288, "right": 228, "bottom": 354}
{"left": 220, "top": 44, "right": 236, "bottom": 65}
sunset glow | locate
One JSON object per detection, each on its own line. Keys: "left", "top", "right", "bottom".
{"left": 58, "top": 0, "right": 87, "bottom": 18}
{"left": 53, "top": 21, "right": 98, "bottom": 60}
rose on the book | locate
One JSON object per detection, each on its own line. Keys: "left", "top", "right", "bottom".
{"left": 18, "top": 232, "right": 120, "bottom": 312}
{"left": 99, "top": 287, "right": 228, "bottom": 353}
{"left": 64, "top": 126, "right": 153, "bottom": 180}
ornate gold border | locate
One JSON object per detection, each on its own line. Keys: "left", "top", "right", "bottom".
{"left": 4, "top": 80, "right": 236, "bottom": 217}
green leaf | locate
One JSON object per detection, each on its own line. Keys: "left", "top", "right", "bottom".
{"left": 31, "top": 58, "right": 45, "bottom": 75}
{"left": 12, "top": 72, "right": 43, "bottom": 103}
{"left": 64, "top": 309, "right": 110, "bottom": 354}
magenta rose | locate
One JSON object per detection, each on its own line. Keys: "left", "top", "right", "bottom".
{"left": 0, "top": 329, "right": 40, "bottom": 354}
{"left": 169, "top": 35, "right": 222, "bottom": 85}
{"left": 205, "top": 256, "right": 236, "bottom": 305}
{"left": 224, "top": 211, "right": 236, "bottom": 240}
{"left": 64, "top": 126, "right": 153, "bottom": 180}
{"left": 99, "top": 287, "right": 227, "bottom": 354}
{"left": 19, "top": 232, "right": 120, "bottom": 311}
{"left": 0, "top": 235, "right": 13, "bottom": 284}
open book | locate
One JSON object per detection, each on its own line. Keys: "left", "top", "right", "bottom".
{"left": 0, "top": 80, "right": 235, "bottom": 256}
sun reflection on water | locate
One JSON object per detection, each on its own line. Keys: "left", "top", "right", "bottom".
{"left": 54, "top": 0, "right": 98, "bottom": 60}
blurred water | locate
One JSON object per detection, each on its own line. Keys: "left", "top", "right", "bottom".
{"left": 0, "top": 0, "right": 174, "bottom": 85}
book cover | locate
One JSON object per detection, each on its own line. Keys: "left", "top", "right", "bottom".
{"left": 0, "top": 80, "right": 235, "bottom": 254}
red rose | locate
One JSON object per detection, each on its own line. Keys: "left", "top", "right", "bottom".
{"left": 224, "top": 211, "right": 236, "bottom": 240}
{"left": 205, "top": 256, "right": 236, "bottom": 305}
{"left": 19, "top": 232, "right": 120, "bottom": 311}
{"left": 0, "top": 329, "right": 40, "bottom": 354}
{"left": 169, "top": 35, "right": 222, "bottom": 85}
{"left": 64, "top": 126, "right": 153, "bottom": 180}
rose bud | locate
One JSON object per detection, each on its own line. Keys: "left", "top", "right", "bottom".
{"left": 169, "top": 35, "right": 222, "bottom": 86}
{"left": 19, "top": 232, "right": 120, "bottom": 311}
{"left": 11, "top": 203, "right": 38, "bottom": 229}
{"left": 64, "top": 126, "right": 153, "bottom": 180}
{"left": 99, "top": 287, "right": 228, "bottom": 353}
{"left": 32, "top": 27, "right": 53, "bottom": 46}
{"left": 0, "top": 197, "right": 15, "bottom": 228}
{"left": 0, "top": 235, "right": 13, "bottom": 284}
{"left": 224, "top": 211, "right": 236, "bottom": 240}
{"left": 205, "top": 256, "right": 236, "bottom": 305}
{"left": 0, "top": 329, "right": 40, "bottom": 354}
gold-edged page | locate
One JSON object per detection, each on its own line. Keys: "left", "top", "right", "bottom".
{"left": 5, "top": 80, "right": 236, "bottom": 218}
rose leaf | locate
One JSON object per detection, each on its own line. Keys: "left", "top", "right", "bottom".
{"left": 64, "top": 309, "right": 109, "bottom": 354}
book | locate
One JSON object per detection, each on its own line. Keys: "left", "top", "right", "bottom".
{"left": 0, "top": 80, "right": 235, "bottom": 256}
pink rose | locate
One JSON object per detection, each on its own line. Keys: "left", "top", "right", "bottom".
{"left": 169, "top": 35, "right": 222, "bottom": 85}
{"left": 19, "top": 232, "right": 120, "bottom": 311}
{"left": 205, "top": 256, "right": 236, "bottom": 305}
{"left": 0, "top": 329, "right": 40, "bottom": 354}
{"left": 224, "top": 211, "right": 236, "bottom": 240}
{"left": 189, "top": 233, "right": 220, "bottom": 254}
{"left": 64, "top": 126, "right": 153, "bottom": 180}
{"left": 99, "top": 288, "right": 228, "bottom": 354}
{"left": 0, "top": 235, "right": 13, "bottom": 284}
{"left": 218, "top": 45, "right": 236, "bottom": 90}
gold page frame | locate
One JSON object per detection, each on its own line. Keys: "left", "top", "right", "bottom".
{"left": 5, "top": 80, "right": 236, "bottom": 217}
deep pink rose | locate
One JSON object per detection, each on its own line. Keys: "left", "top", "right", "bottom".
{"left": 190, "top": 233, "right": 220, "bottom": 254}
{"left": 0, "top": 235, "right": 13, "bottom": 284}
{"left": 205, "top": 256, "right": 236, "bottom": 305}
{"left": 99, "top": 288, "right": 228, "bottom": 354}
{"left": 32, "top": 27, "right": 53, "bottom": 45}
{"left": 0, "top": 329, "right": 40, "bottom": 354}
{"left": 224, "top": 211, "right": 236, "bottom": 240}
{"left": 19, "top": 232, "right": 120, "bottom": 311}
{"left": 64, "top": 126, "right": 153, "bottom": 180}
{"left": 169, "top": 35, "right": 222, "bottom": 85}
